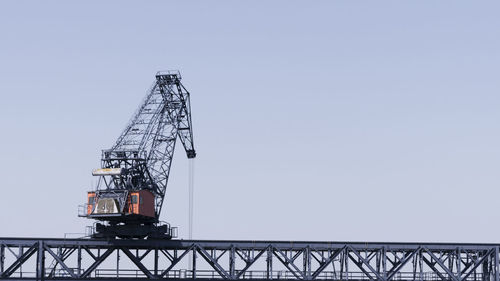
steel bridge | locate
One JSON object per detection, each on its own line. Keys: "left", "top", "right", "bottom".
{"left": 1, "top": 237, "right": 499, "bottom": 281}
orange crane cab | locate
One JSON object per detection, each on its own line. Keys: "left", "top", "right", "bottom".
{"left": 85, "top": 190, "right": 155, "bottom": 220}
{"left": 87, "top": 192, "right": 95, "bottom": 214}
{"left": 126, "top": 190, "right": 155, "bottom": 217}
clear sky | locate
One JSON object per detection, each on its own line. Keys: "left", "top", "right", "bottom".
{"left": 0, "top": 1, "right": 499, "bottom": 243}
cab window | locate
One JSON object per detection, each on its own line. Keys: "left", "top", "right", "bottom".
{"left": 131, "top": 195, "right": 138, "bottom": 204}
{"left": 88, "top": 196, "right": 95, "bottom": 205}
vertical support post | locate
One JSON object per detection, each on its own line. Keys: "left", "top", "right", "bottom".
{"left": 57, "top": 246, "right": 62, "bottom": 273}
{"left": 154, "top": 248, "right": 159, "bottom": 277}
{"left": 382, "top": 246, "right": 387, "bottom": 280}
{"left": 19, "top": 245, "right": 23, "bottom": 278}
{"left": 116, "top": 249, "right": 120, "bottom": 278}
{"left": 345, "top": 248, "right": 349, "bottom": 280}
{"left": 303, "top": 246, "right": 311, "bottom": 280}
{"left": 229, "top": 246, "right": 235, "bottom": 279}
{"left": 457, "top": 247, "right": 462, "bottom": 280}
{"left": 77, "top": 245, "right": 82, "bottom": 277}
{"left": 340, "top": 251, "right": 344, "bottom": 280}
{"left": 495, "top": 247, "right": 499, "bottom": 281}
{"left": 376, "top": 249, "right": 380, "bottom": 273}
{"left": 36, "top": 241, "right": 44, "bottom": 281}
{"left": 192, "top": 248, "right": 197, "bottom": 279}
{"left": 0, "top": 243, "right": 4, "bottom": 274}
{"left": 267, "top": 246, "right": 273, "bottom": 280}
{"left": 412, "top": 249, "right": 417, "bottom": 280}
{"left": 419, "top": 249, "right": 423, "bottom": 281}
{"left": 448, "top": 249, "right": 456, "bottom": 272}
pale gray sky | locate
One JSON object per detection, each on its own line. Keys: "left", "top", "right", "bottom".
{"left": 0, "top": 1, "right": 499, "bottom": 243}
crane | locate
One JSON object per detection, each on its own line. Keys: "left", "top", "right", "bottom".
{"left": 80, "top": 70, "right": 196, "bottom": 239}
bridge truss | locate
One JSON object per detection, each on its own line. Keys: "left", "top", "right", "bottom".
{"left": 1, "top": 238, "right": 499, "bottom": 280}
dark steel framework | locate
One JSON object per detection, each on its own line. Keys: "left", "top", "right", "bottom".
{"left": 82, "top": 71, "right": 196, "bottom": 238}
{"left": 1, "top": 237, "right": 500, "bottom": 280}
{"left": 95, "top": 70, "right": 196, "bottom": 220}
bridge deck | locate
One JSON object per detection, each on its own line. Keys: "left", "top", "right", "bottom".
{"left": 0, "top": 237, "right": 498, "bottom": 280}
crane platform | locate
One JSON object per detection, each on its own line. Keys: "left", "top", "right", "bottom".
{"left": 0, "top": 237, "right": 499, "bottom": 280}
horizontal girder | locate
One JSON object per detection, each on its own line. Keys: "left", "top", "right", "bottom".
{"left": 1, "top": 237, "right": 500, "bottom": 280}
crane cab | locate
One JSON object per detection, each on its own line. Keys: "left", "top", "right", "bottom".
{"left": 126, "top": 190, "right": 155, "bottom": 217}
{"left": 85, "top": 190, "right": 155, "bottom": 220}
{"left": 87, "top": 192, "right": 96, "bottom": 214}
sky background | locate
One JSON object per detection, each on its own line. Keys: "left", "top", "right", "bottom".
{"left": 0, "top": 1, "right": 499, "bottom": 243}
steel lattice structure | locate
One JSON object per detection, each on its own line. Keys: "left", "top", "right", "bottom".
{"left": 81, "top": 71, "right": 196, "bottom": 238}
{"left": 100, "top": 70, "right": 195, "bottom": 219}
{"left": 1, "top": 238, "right": 500, "bottom": 281}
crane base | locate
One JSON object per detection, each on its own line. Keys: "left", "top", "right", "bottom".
{"left": 92, "top": 223, "right": 177, "bottom": 239}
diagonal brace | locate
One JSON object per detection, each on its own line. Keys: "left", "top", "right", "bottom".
{"left": 44, "top": 245, "right": 77, "bottom": 278}
{"left": 121, "top": 247, "right": 154, "bottom": 278}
